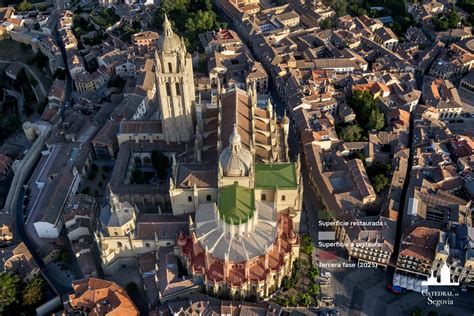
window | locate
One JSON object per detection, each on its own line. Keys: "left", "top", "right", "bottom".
{"left": 114, "top": 232, "right": 118, "bottom": 236}
{"left": 134, "top": 157, "right": 142, "bottom": 166}
{"left": 188, "top": 196, "right": 192, "bottom": 202}
{"left": 261, "top": 194, "right": 266, "bottom": 201}
{"left": 168, "top": 62, "right": 172, "bottom": 73}
{"left": 281, "top": 195, "right": 286, "bottom": 201}
{"left": 117, "top": 242, "right": 122, "bottom": 248}
{"left": 145, "top": 243, "right": 150, "bottom": 247}
{"left": 175, "top": 83, "right": 180, "bottom": 96}
{"left": 206, "top": 195, "right": 211, "bottom": 201}
{"left": 166, "top": 82, "right": 171, "bottom": 96}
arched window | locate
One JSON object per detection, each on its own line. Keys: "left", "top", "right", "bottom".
{"left": 281, "top": 195, "right": 286, "bottom": 201}
{"left": 175, "top": 83, "right": 181, "bottom": 96}
{"left": 166, "top": 82, "right": 171, "bottom": 96}
{"left": 206, "top": 195, "right": 211, "bottom": 201}
{"left": 168, "top": 62, "right": 173, "bottom": 73}
{"left": 188, "top": 196, "right": 192, "bottom": 202}
{"left": 261, "top": 194, "right": 266, "bottom": 201}
{"left": 117, "top": 242, "right": 122, "bottom": 248}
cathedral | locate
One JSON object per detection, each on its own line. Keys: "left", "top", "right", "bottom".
{"left": 97, "top": 16, "right": 303, "bottom": 301}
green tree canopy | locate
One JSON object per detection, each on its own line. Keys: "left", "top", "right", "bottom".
{"left": 340, "top": 124, "right": 364, "bottom": 142}
{"left": 367, "top": 108, "right": 385, "bottom": 131}
{"left": 308, "top": 266, "right": 319, "bottom": 279}
{"left": 299, "top": 292, "right": 312, "bottom": 306}
{"left": 289, "top": 295, "right": 297, "bottom": 306}
{"left": 17, "top": 0, "right": 33, "bottom": 12}
{"left": 334, "top": 0, "right": 347, "bottom": 16}
{"left": 371, "top": 173, "right": 389, "bottom": 193}
{"left": 22, "top": 278, "right": 44, "bottom": 307}
{"left": 308, "top": 282, "right": 320, "bottom": 295}
{"left": 0, "top": 273, "right": 21, "bottom": 313}
{"left": 319, "top": 18, "right": 333, "bottom": 30}
{"left": 152, "top": 0, "right": 224, "bottom": 51}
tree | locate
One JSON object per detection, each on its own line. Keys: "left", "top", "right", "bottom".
{"left": 0, "top": 273, "right": 21, "bottom": 313}
{"left": 334, "top": 0, "right": 347, "bottom": 16}
{"left": 319, "top": 18, "right": 333, "bottom": 30}
{"left": 299, "top": 292, "right": 311, "bottom": 306}
{"left": 308, "top": 266, "right": 319, "bottom": 279}
{"left": 289, "top": 295, "right": 297, "bottom": 306}
{"left": 340, "top": 124, "right": 364, "bottom": 142}
{"left": 371, "top": 173, "right": 389, "bottom": 193}
{"left": 302, "top": 234, "right": 312, "bottom": 244}
{"left": 16, "top": 0, "right": 33, "bottom": 12}
{"left": 308, "top": 282, "right": 320, "bottom": 295}
{"left": 350, "top": 91, "right": 375, "bottom": 123}
{"left": 22, "top": 278, "right": 44, "bottom": 306}
{"left": 349, "top": 150, "right": 365, "bottom": 162}
{"left": 367, "top": 108, "right": 385, "bottom": 131}
{"left": 281, "top": 276, "right": 292, "bottom": 290}
{"left": 303, "top": 243, "right": 314, "bottom": 255}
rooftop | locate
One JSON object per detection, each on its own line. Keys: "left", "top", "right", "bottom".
{"left": 254, "top": 163, "right": 298, "bottom": 189}
{"left": 218, "top": 182, "right": 255, "bottom": 225}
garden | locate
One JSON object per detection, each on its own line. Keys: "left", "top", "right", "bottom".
{"left": 90, "top": 8, "right": 120, "bottom": 29}
{"left": 272, "top": 234, "right": 320, "bottom": 308}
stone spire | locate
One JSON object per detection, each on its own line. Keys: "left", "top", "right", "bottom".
{"left": 266, "top": 98, "right": 272, "bottom": 113}
{"left": 230, "top": 124, "right": 242, "bottom": 153}
{"left": 163, "top": 14, "right": 173, "bottom": 38}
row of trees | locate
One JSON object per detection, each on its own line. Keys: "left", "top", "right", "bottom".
{"left": 151, "top": 0, "right": 227, "bottom": 51}
{"left": 0, "top": 273, "right": 44, "bottom": 314}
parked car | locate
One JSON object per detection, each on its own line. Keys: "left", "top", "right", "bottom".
{"left": 321, "top": 271, "right": 332, "bottom": 278}
{"left": 386, "top": 284, "right": 402, "bottom": 294}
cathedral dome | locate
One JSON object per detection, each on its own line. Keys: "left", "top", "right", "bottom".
{"left": 219, "top": 125, "right": 252, "bottom": 177}
{"left": 158, "top": 14, "right": 183, "bottom": 53}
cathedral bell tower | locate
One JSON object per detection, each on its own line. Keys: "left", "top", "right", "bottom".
{"left": 155, "top": 15, "right": 196, "bottom": 143}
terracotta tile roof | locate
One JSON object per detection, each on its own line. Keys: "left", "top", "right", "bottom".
{"left": 400, "top": 226, "right": 440, "bottom": 262}
{"left": 68, "top": 278, "right": 139, "bottom": 315}
{"left": 135, "top": 214, "right": 189, "bottom": 240}
{"left": 119, "top": 120, "right": 163, "bottom": 134}
{"left": 176, "top": 163, "right": 217, "bottom": 188}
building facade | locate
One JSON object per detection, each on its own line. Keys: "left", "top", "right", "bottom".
{"left": 155, "top": 15, "right": 196, "bottom": 144}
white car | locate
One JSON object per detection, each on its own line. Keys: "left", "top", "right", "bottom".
{"left": 321, "top": 271, "right": 331, "bottom": 278}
